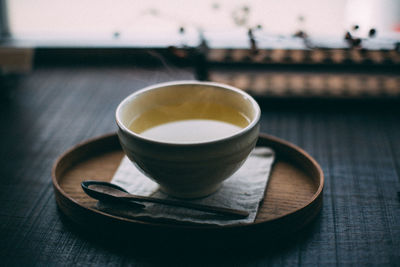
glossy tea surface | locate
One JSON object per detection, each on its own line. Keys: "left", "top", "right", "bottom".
{"left": 128, "top": 102, "right": 250, "bottom": 143}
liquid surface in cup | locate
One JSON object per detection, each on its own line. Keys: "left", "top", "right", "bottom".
{"left": 128, "top": 102, "right": 250, "bottom": 143}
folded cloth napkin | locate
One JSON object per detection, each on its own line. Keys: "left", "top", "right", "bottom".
{"left": 97, "top": 147, "right": 275, "bottom": 226}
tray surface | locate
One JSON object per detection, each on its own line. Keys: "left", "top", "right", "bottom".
{"left": 52, "top": 133, "right": 323, "bottom": 239}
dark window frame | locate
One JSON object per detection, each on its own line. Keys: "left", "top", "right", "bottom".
{"left": 0, "top": 0, "right": 10, "bottom": 39}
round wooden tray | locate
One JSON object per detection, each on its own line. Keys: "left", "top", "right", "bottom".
{"left": 52, "top": 133, "right": 323, "bottom": 245}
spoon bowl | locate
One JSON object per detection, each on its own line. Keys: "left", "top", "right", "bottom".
{"left": 81, "top": 180, "right": 145, "bottom": 209}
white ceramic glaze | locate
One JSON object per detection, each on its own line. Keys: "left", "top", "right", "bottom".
{"left": 116, "top": 81, "right": 260, "bottom": 198}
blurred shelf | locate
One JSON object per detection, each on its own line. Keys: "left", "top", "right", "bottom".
{"left": 209, "top": 70, "right": 400, "bottom": 98}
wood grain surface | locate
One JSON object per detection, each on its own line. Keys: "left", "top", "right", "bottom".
{"left": 1, "top": 66, "right": 399, "bottom": 266}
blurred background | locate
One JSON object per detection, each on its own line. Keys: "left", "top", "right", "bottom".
{"left": 1, "top": 0, "right": 400, "bottom": 100}
{"left": 4, "top": 0, "right": 400, "bottom": 46}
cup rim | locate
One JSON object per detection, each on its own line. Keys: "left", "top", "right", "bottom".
{"left": 115, "top": 80, "right": 261, "bottom": 146}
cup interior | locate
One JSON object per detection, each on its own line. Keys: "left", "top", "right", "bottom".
{"left": 116, "top": 81, "right": 260, "bottom": 143}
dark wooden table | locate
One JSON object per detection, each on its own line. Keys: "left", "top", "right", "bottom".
{"left": 1, "top": 66, "right": 399, "bottom": 266}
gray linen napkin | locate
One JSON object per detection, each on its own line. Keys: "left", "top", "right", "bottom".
{"left": 98, "top": 147, "right": 275, "bottom": 226}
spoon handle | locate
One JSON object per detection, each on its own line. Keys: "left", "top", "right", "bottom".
{"left": 121, "top": 194, "right": 249, "bottom": 218}
{"left": 81, "top": 181, "right": 249, "bottom": 219}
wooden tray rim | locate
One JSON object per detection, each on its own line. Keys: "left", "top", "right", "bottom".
{"left": 52, "top": 132, "right": 324, "bottom": 230}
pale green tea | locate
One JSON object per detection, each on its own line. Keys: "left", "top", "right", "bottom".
{"left": 128, "top": 102, "right": 250, "bottom": 143}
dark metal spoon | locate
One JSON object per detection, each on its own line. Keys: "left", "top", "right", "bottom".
{"left": 81, "top": 180, "right": 249, "bottom": 219}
